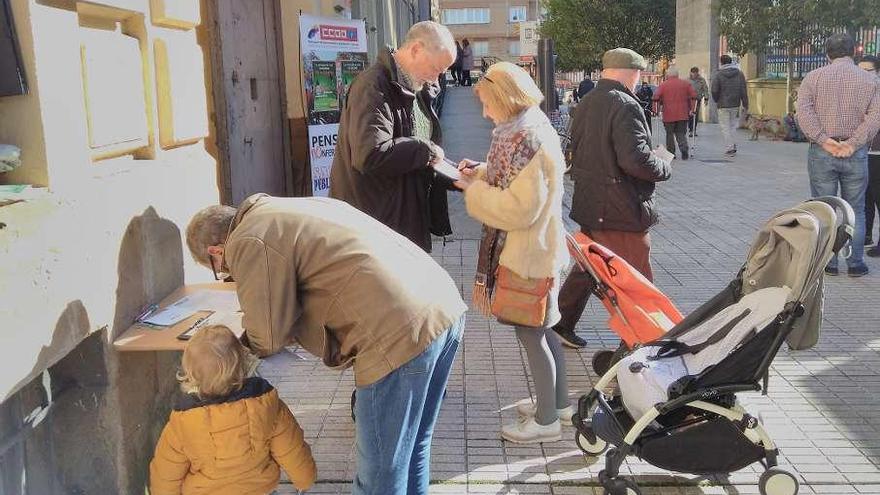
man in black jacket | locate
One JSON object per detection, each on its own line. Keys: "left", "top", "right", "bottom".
{"left": 551, "top": 48, "right": 673, "bottom": 349}
{"left": 330, "top": 22, "right": 457, "bottom": 252}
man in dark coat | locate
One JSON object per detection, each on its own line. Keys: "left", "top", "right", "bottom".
{"left": 551, "top": 48, "right": 673, "bottom": 349}
{"left": 574, "top": 77, "right": 595, "bottom": 103}
{"left": 330, "top": 21, "right": 457, "bottom": 252}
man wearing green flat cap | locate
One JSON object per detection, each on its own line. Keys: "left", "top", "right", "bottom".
{"left": 550, "top": 48, "right": 673, "bottom": 350}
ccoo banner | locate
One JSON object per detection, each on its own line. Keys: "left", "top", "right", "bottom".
{"left": 299, "top": 14, "right": 368, "bottom": 196}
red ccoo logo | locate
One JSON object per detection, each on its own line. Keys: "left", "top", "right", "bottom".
{"left": 320, "top": 25, "right": 358, "bottom": 42}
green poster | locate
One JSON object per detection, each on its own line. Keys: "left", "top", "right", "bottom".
{"left": 341, "top": 60, "right": 365, "bottom": 92}
{"left": 312, "top": 60, "right": 338, "bottom": 112}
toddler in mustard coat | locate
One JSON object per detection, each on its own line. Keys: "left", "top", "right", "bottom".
{"left": 149, "top": 325, "right": 316, "bottom": 495}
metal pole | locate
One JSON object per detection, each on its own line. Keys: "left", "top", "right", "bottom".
{"left": 537, "top": 38, "right": 556, "bottom": 114}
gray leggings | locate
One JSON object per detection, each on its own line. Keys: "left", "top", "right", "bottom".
{"left": 515, "top": 326, "right": 569, "bottom": 425}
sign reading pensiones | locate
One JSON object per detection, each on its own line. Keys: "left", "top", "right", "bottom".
{"left": 299, "top": 14, "right": 368, "bottom": 197}
{"left": 308, "top": 124, "right": 338, "bottom": 197}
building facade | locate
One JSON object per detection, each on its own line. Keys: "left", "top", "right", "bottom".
{"left": 439, "top": 0, "right": 540, "bottom": 70}
{"left": 0, "top": 0, "right": 431, "bottom": 493}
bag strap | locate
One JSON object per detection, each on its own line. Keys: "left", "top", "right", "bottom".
{"left": 651, "top": 309, "right": 752, "bottom": 359}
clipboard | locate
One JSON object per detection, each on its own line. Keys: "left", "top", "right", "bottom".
{"left": 434, "top": 158, "right": 462, "bottom": 181}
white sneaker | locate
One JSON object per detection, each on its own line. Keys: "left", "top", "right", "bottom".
{"left": 516, "top": 401, "right": 575, "bottom": 424}
{"left": 501, "top": 416, "right": 562, "bottom": 444}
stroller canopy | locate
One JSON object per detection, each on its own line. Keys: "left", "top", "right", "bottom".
{"left": 739, "top": 197, "right": 854, "bottom": 350}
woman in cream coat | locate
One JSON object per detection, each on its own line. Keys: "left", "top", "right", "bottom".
{"left": 456, "top": 62, "right": 571, "bottom": 444}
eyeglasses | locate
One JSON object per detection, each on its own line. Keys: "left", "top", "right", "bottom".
{"left": 482, "top": 75, "right": 494, "bottom": 83}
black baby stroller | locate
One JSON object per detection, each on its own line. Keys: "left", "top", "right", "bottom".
{"left": 571, "top": 197, "right": 855, "bottom": 495}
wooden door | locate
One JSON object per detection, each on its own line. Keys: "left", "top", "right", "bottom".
{"left": 208, "top": 0, "right": 289, "bottom": 205}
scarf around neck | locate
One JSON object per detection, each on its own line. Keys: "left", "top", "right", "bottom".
{"left": 473, "top": 106, "right": 549, "bottom": 315}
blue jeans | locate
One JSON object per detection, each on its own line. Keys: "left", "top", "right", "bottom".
{"left": 808, "top": 143, "right": 869, "bottom": 268}
{"left": 353, "top": 315, "right": 465, "bottom": 495}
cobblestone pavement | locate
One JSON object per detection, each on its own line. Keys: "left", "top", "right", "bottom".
{"left": 266, "top": 87, "right": 880, "bottom": 494}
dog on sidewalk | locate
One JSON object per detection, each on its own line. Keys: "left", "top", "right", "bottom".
{"left": 741, "top": 114, "right": 785, "bottom": 141}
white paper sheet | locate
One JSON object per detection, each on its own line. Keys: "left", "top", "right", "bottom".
{"left": 653, "top": 145, "right": 675, "bottom": 164}
{"left": 434, "top": 158, "right": 462, "bottom": 181}
{"left": 143, "top": 290, "right": 240, "bottom": 326}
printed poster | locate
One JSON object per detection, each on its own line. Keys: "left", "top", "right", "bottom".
{"left": 299, "top": 14, "right": 368, "bottom": 196}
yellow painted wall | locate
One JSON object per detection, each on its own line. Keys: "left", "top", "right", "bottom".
{"left": 747, "top": 78, "right": 800, "bottom": 120}
{"left": 0, "top": 0, "right": 220, "bottom": 401}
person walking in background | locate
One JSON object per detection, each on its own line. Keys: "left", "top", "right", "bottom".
{"left": 455, "top": 62, "right": 571, "bottom": 443}
{"left": 149, "top": 325, "right": 317, "bottom": 495}
{"left": 636, "top": 80, "right": 654, "bottom": 134}
{"left": 712, "top": 54, "right": 749, "bottom": 157}
{"left": 330, "top": 21, "right": 457, "bottom": 252}
{"left": 451, "top": 40, "right": 463, "bottom": 86}
{"left": 654, "top": 67, "right": 697, "bottom": 160}
{"left": 688, "top": 66, "right": 709, "bottom": 137}
{"left": 551, "top": 48, "right": 673, "bottom": 349}
{"left": 858, "top": 54, "right": 880, "bottom": 256}
{"left": 574, "top": 76, "right": 595, "bottom": 103}
{"left": 797, "top": 33, "right": 880, "bottom": 277}
{"left": 460, "top": 39, "right": 473, "bottom": 87}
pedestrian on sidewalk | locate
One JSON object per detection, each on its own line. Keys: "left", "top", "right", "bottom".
{"left": 455, "top": 62, "right": 572, "bottom": 444}
{"left": 636, "top": 80, "right": 654, "bottom": 135}
{"left": 552, "top": 48, "right": 673, "bottom": 349}
{"left": 859, "top": 54, "right": 880, "bottom": 256}
{"left": 451, "top": 40, "right": 463, "bottom": 85}
{"left": 330, "top": 21, "right": 457, "bottom": 253}
{"left": 654, "top": 67, "right": 697, "bottom": 160}
{"left": 688, "top": 66, "right": 709, "bottom": 137}
{"left": 185, "top": 195, "right": 468, "bottom": 495}
{"left": 712, "top": 54, "right": 749, "bottom": 157}
{"left": 796, "top": 33, "right": 880, "bottom": 277}
{"left": 149, "top": 325, "right": 317, "bottom": 495}
{"left": 574, "top": 76, "right": 595, "bottom": 103}
{"left": 461, "top": 39, "right": 473, "bottom": 86}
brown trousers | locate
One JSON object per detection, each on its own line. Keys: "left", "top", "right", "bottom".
{"left": 555, "top": 229, "right": 653, "bottom": 333}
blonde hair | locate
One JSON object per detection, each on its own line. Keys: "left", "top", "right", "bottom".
{"left": 474, "top": 62, "right": 544, "bottom": 121}
{"left": 178, "top": 325, "right": 258, "bottom": 399}
{"left": 186, "top": 205, "right": 236, "bottom": 267}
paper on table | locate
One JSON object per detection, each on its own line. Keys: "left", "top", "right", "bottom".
{"left": 434, "top": 158, "right": 462, "bottom": 181}
{"left": 184, "top": 290, "right": 241, "bottom": 312}
{"left": 143, "top": 300, "right": 196, "bottom": 326}
{"left": 653, "top": 145, "right": 674, "bottom": 163}
{"left": 143, "top": 290, "right": 240, "bottom": 326}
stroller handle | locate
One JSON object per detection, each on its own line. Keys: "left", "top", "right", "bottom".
{"left": 809, "top": 196, "right": 855, "bottom": 253}
{"left": 565, "top": 232, "right": 602, "bottom": 282}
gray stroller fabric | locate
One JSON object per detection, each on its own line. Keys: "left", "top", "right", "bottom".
{"left": 618, "top": 287, "right": 791, "bottom": 420}
{"left": 739, "top": 201, "right": 839, "bottom": 350}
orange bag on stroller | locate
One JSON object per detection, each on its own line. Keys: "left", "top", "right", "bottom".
{"left": 566, "top": 232, "right": 684, "bottom": 372}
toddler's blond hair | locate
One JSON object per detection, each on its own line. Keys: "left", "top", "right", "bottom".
{"left": 178, "top": 325, "right": 257, "bottom": 398}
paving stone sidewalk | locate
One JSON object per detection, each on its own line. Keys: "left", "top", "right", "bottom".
{"left": 265, "top": 87, "right": 880, "bottom": 494}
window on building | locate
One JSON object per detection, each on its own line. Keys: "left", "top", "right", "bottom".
{"left": 509, "top": 40, "right": 521, "bottom": 56}
{"left": 509, "top": 6, "right": 527, "bottom": 23}
{"left": 472, "top": 41, "right": 489, "bottom": 57}
{"left": 442, "top": 8, "right": 490, "bottom": 25}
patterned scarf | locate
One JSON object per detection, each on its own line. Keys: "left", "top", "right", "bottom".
{"left": 473, "top": 106, "right": 548, "bottom": 315}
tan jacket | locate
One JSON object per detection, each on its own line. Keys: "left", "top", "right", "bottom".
{"left": 224, "top": 195, "right": 467, "bottom": 386}
{"left": 464, "top": 128, "right": 570, "bottom": 279}
{"left": 149, "top": 378, "right": 315, "bottom": 495}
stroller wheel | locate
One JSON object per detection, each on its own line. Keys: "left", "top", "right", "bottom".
{"left": 600, "top": 476, "right": 641, "bottom": 495}
{"left": 575, "top": 429, "right": 608, "bottom": 456}
{"left": 759, "top": 468, "right": 799, "bottom": 495}
{"left": 592, "top": 350, "right": 615, "bottom": 376}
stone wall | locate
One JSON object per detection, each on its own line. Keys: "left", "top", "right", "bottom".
{"left": 0, "top": 0, "right": 219, "bottom": 492}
